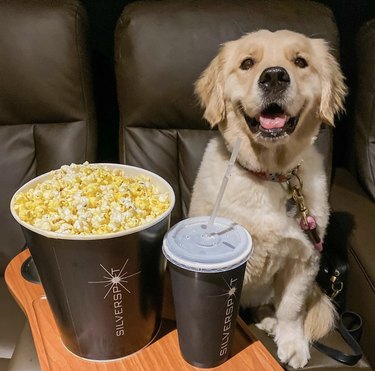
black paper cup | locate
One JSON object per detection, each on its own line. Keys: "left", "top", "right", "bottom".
{"left": 169, "top": 262, "right": 247, "bottom": 368}
{"left": 10, "top": 164, "right": 175, "bottom": 361}
{"left": 163, "top": 216, "right": 252, "bottom": 368}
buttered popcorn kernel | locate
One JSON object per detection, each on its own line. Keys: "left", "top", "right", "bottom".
{"left": 13, "top": 163, "right": 170, "bottom": 235}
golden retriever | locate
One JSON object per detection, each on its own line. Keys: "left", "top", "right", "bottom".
{"left": 189, "top": 30, "right": 347, "bottom": 368}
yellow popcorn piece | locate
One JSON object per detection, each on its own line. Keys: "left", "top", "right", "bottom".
{"left": 13, "top": 163, "right": 170, "bottom": 235}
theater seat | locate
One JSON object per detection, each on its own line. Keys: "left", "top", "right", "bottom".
{"left": 115, "top": 1, "right": 373, "bottom": 369}
{"left": 0, "top": 0, "right": 96, "bottom": 368}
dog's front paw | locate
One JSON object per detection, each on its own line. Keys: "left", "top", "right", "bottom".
{"left": 275, "top": 321, "right": 310, "bottom": 369}
{"left": 255, "top": 316, "right": 277, "bottom": 336}
{"left": 276, "top": 337, "right": 310, "bottom": 369}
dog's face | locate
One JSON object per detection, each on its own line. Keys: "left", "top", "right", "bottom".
{"left": 196, "top": 30, "right": 347, "bottom": 167}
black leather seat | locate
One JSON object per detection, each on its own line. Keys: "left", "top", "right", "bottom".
{"left": 0, "top": 0, "right": 96, "bottom": 368}
{"left": 115, "top": 1, "right": 373, "bottom": 369}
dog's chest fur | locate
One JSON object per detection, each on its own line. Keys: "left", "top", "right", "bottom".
{"left": 189, "top": 137, "right": 329, "bottom": 307}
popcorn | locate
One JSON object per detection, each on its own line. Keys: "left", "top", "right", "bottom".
{"left": 13, "top": 162, "right": 170, "bottom": 235}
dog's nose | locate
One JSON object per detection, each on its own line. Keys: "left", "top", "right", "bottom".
{"left": 258, "top": 67, "right": 290, "bottom": 93}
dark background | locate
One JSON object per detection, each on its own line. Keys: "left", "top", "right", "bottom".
{"left": 79, "top": 0, "right": 375, "bottom": 170}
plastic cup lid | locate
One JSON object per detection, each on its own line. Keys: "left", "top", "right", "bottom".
{"left": 163, "top": 216, "right": 252, "bottom": 273}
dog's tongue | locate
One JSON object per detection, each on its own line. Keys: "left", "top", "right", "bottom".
{"left": 259, "top": 114, "right": 287, "bottom": 129}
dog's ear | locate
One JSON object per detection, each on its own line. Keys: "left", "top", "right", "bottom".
{"left": 314, "top": 39, "right": 348, "bottom": 126}
{"left": 195, "top": 50, "right": 226, "bottom": 127}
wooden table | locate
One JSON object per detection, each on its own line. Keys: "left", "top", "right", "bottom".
{"left": 5, "top": 249, "right": 282, "bottom": 371}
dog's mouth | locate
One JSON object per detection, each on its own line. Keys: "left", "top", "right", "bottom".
{"left": 243, "top": 103, "right": 299, "bottom": 140}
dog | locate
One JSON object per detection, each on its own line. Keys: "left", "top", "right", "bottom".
{"left": 189, "top": 29, "right": 347, "bottom": 369}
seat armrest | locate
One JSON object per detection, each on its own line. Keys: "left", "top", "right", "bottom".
{"left": 355, "top": 19, "right": 375, "bottom": 202}
{"left": 329, "top": 167, "right": 375, "bottom": 369}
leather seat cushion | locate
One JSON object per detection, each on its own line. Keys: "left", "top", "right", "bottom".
{"left": 7, "top": 322, "right": 41, "bottom": 371}
{"left": 248, "top": 323, "right": 372, "bottom": 370}
{"left": 0, "top": 278, "right": 25, "bottom": 360}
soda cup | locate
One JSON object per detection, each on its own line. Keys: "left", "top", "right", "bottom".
{"left": 163, "top": 216, "right": 252, "bottom": 368}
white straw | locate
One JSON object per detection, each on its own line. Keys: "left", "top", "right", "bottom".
{"left": 206, "top": 138, "right": 242, "bottom": 235}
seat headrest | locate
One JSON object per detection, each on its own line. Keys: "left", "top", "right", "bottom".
{"left": 116, "top": 0, "right": 339, "bottom": 130}
{"left": 0, "top": 0, "right": 94, "bottom": 125}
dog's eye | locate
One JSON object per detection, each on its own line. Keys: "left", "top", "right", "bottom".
{"left": 294, "top": 57, "right": 308, "bottom": 68}
{"left": 240, "top": 58, "right": 255, "bottom": 70}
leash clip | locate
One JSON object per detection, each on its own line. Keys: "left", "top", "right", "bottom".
{"left": 292, "top": 187, "right": 309, "bottom": 225}
{"left": 287, "top": 172, "right": 308, "bottom": 225}
{"left": 330, "top": 269, "right": 343, "bottom": 299}
{"left": 287, "top": 170, "right": 323, "bottom": 252}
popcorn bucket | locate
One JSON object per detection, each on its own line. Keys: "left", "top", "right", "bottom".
{"left": 10, "top": 164, "right": 175, "bottom": 360}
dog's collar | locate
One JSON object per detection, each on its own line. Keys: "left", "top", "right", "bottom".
{"left": 248, "top": 164, "right": 301, "bottom": 183}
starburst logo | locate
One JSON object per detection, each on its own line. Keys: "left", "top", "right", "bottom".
{"left": 88, "top": 259, "right": 141, "bottom": 337}
{"left": 211, "top": 277, "right": 238, "bottom": 300}
{"left": 88, "top": 259, "right": 141, "bottom": 299}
